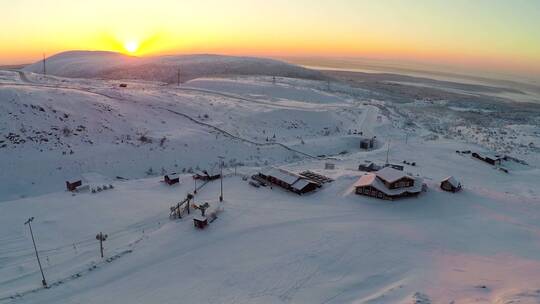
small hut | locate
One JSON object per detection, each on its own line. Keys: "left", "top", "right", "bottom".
{"left": 358, "top": 162, "right": 382, "bottom": 172}
{"left": 360, "top": 137, "right": 376, "bottom": 150}
{"left": 164, "top": 173, "right": 180, "bottom": 185}
{"left": 440, "top": 176, "right": 462, "bottom": 192}
{"left": 193, "top": 216, "right": 208, "bottom": 229}
{"left": 66, "top": 180, "right": 82, "bottom": 192}
{"left": 193, "top": 170, "right": 220, "bottom": 181}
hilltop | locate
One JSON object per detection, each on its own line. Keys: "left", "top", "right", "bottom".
{"left": 23, "top": 51, "right": 325, "bottom": 82}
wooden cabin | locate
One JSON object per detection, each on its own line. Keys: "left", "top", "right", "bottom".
{"left": 472, "top": 152, "right": 505, "bottom": 166}
{"left": 164, "top": 173, "right": 180, "bottom": 185}
{"left": 66, "top": 180, "right": 82, "bottom": 192}
{"left": 440, "top": 176, "right": 462, "bottom": 192}
{"left": 353, "top": 167, "right": 424, "bottom": 200}
{"left": 258, "top": 167, "right": 320, "bottom": 195}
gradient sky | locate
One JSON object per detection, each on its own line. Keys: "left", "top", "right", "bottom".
{"left": 1, "top": 0, "right": 539, "bottom": 77}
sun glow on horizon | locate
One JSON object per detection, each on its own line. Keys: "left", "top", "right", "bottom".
{"left": 124, "top": 41, "right": 139, "bottom": 54}
{"left": 1, "top": 0, "right": 539, "bottom": 78}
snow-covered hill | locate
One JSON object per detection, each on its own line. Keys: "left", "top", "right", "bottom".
{"left": 0, "top": 71, "right": 362, "bottom": 201}
{"left": 23, "top": 51, "right": 325, "bottom": 83}
{"left": 1, "top": 64, "right": 540, "bottom": 304}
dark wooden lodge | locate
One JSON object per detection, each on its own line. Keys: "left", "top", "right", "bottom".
{"left": 258, "top": 167, "right": 321, "bottom": 195}
{"left": 354, "top": 167, "right": 424, "bottom": 200}
{"left": 472, "top": 152, "right": 505, "bottom": 166}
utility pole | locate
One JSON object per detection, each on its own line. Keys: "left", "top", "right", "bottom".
{"left": 177, "top": 67, "right": 180, "bottom": 86}
{"left": 385, "top": 140, "right": 391, "bottom": 165}
{"left": 24, "top": 217, "right": 47, "bottom": 287}
{"left": 42, "top": 53, "right": 46, "bottom": 76}
{"left": 95, "top": 232, "right": 108, "bottom": 258}
{"left": 218, "top": 156, "right": 224, "bottom": 202}
{"left": 194, "top": 177, "right": 197, "bottom": 194}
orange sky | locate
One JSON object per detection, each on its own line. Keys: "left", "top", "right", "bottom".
{"left": 1, "top": 0, "right": 539, "bottom": 78}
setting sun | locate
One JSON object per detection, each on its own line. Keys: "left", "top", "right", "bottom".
{"left": 124, "top": 41, "right": 139, "bottom": 53}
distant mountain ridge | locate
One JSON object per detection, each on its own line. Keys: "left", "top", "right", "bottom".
{"left": 23, "top": 51, "right": 325, "bottom": 82}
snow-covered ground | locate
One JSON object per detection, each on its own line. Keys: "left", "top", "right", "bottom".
{"left": 1, "top": 56, "right": 540, "bottom": 303}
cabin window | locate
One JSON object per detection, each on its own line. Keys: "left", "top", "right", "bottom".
{"left": 377, "top": 192, "right": 383, "bottom": 198}
{"left": 364, "top": 188, "right": 369, "bottom": 194}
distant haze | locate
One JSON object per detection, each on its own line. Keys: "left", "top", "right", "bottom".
{"left": 280, "top": 56, "right": 540, "bottom": 85}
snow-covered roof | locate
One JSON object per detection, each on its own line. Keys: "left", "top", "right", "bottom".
{"left": 291, "top": 179, "right": 314, "bottom": 191}
{"left": 263, "top": 167, "right": 319, "bottom": 191}
{"left": 166, "top": 173, "right": 180, "bottom": 179}
{"left": 375, "top": 167, "right": 410, "bottom": 183}
{"left": 264, "top": 167, "right": 301, "bottom": 185}
{"left": 353, "top": 174, "right": 377, "bottom": 188}
{"left": 354, "top": 173, "right": 423, "bottom": 196}
{"left": 442, "top": 176, "right": 460, "bottom": 187}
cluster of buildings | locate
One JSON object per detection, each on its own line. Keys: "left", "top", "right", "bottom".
{"left": 353, "top": 166, "right": 461, "bottom": 200}
{"left": 255, "top": 160, "right": 461, "bottom": 202}
{"left": 459, "top": 150, "right": 512, "bottom": 173}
